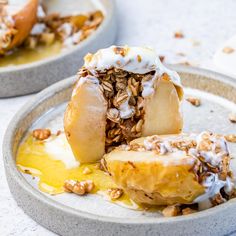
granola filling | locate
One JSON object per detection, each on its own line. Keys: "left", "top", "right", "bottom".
{"left": 78, "top": 67, "right": 153, "bottom": 152}
{"left": 76, "top": 46, "right": 183, "bottom": 152}
{"left": 123, "top": 131, "right": 234, "bottom": 205}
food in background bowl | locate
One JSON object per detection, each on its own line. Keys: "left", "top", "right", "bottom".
{"left": 0, "top": 0, "right": 38, "bottom": 54}
{"left": 0, "top": 1, "right": 104, "bottom": 66}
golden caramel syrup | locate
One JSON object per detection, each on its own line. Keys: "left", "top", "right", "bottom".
{"left": 0, "top": 41, "right": 62, "bottom": 67}
{"left": 16, "top": 133, "right": 139, "bottom": 209}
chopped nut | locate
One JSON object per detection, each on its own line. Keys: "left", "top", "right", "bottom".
{"left": 137, "top": 54, "right": 142, "bottom": 62}
{"left": 179, "top": 61, "right": 191, "bottom": 66}
{"left": 182, "top": 207, "right": 197, "bottom": 215}
{"left": 64, "top": 180, "right": 94, "bottom": 195}
{"left": 186, "top": 97, "right": 201, "bottom": 107}
{"left": 229, "top": 113, "right": 236, "bottom": 123}
{"left": 56, "top": 130, "right": 62, "bottom": 136}
{"left": 174, "top": 31, "right": 184, "bottom": 38}
{"left": 32, "top": 129, "right": 51, "bottom": 140}
{"left": 113, "top": 46, "right": 127, "bottom": 57}
{"left": 108, "top": 188, "right": 123, "bottom": 200}
{"left": 223, "top": 47, "right": 234, "bottom": 54}
{"left": 211, "top": 193, "right": 226, "bottom": 206}
{"left": 225, "top": 134, "right": 236, "bottom": 143}
{"left": 176, "top": 52, "right": 186, "bottom": 57}
{"left": 197, "top": 139, "right": 212, "bottom": 151}
{"left": 162, "top": 205, "right": 180, "bottom": 217}
{"left": 82, "top": 167, "right": 92, "bottom": 175}
{"left": 159, "top": 55, "right": 165, "bottom": 62}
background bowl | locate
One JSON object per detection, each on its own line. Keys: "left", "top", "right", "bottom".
{"left": 3, "top": 66, "right": 236, "bottom": 235}
{"left": 0, "top": 0, "right": 116, "bottom": 98}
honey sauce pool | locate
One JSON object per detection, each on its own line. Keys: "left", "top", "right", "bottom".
{"left": 16, "top": 132, "right": 141, "bottom": 210}
{"left": 0, "top": 41, "right": 62, "bottom": 67}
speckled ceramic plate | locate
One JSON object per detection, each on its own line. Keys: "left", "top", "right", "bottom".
{"left": 0, "top": 0, "right": 116, "bottom": 98}
{"left": 3, "top": 66, "right": 236, "bottom": 236}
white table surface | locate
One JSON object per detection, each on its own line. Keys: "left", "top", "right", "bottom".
{"left": 1, "top": 0, "right": 236, "bottom": 235}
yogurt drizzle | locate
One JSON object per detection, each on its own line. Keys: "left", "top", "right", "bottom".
{"left": 75, "top": 46, "right": 183, "bottom": 118}
{"left": 83, "top": 45, "right": 182, "bottom": 98}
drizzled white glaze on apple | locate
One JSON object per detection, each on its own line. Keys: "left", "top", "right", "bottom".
{"left": 75, "top": 46, "right": 183, "bottom": 119}
{"left": 83, "top": 45, "right": 182, "bottom": 98}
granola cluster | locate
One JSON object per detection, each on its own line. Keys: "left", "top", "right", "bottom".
{"left": 78, "top": 65, "right": 157, "bottom": 152}
{"left": 24, "top": 6, "right": 103, "bottom": 49}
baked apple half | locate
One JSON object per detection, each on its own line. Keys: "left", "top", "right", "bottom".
{"left": 0, "top": 0, "right": 38, "bottom": 54}
{"left": 64, "top": 46, "right": 183, "bottom": 163}
{"left": 104, "top": 132, "right": 234, "bottom": 206}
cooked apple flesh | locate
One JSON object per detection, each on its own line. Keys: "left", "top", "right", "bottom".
{"left": 64, "top": 79, "right": 107, "bottom": 163}
{"left": 105, "top": 148, "right": 204, "bottom": 205}
{"left": 142, "top": 75, "right": 183, "bottom": 136}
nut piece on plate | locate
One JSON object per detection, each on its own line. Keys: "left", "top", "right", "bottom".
{"left": 162, "top": 205, "right": 180, "bottom": 217}
{"left": 225, "top": 134, "right": 236, "bottom": 143}
{"left": 64, "top": 46, "right": 183, "bottom": 163}
{"left": 186, "top": 97, "right": 201, "bottom": 107}
{"left": 0, "top": 0, "right": 38, "bottom": 54}
{"left": 229, "top": 113, "right": 236, "bottom": 123}
{"left": 64, "top": 179, "right": 94, "bottom": 195}
{"left": 32, "top": 128, "right": 51, "bottom": 140}
{"left": 107, "top": 188, "right": 123, "bottom": 200}
{"left": 104, "top": 132, "right": 234, "bottom": 206}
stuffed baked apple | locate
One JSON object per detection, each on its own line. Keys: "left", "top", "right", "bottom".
{"left": 64, "top": 46, "right": 183, "bottom": 163}
{"left": 104, "top": 132, "right": 234, "bottom": 206}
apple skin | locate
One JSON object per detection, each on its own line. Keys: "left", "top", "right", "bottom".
{"left": 64, "top": 79, "right": 108, "bottom": 163}
{"left": 2, "top": 0, "right": 38, "bottom": 53}
{"left": 104, "top": 145, "right": 204, "bottom": 206}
